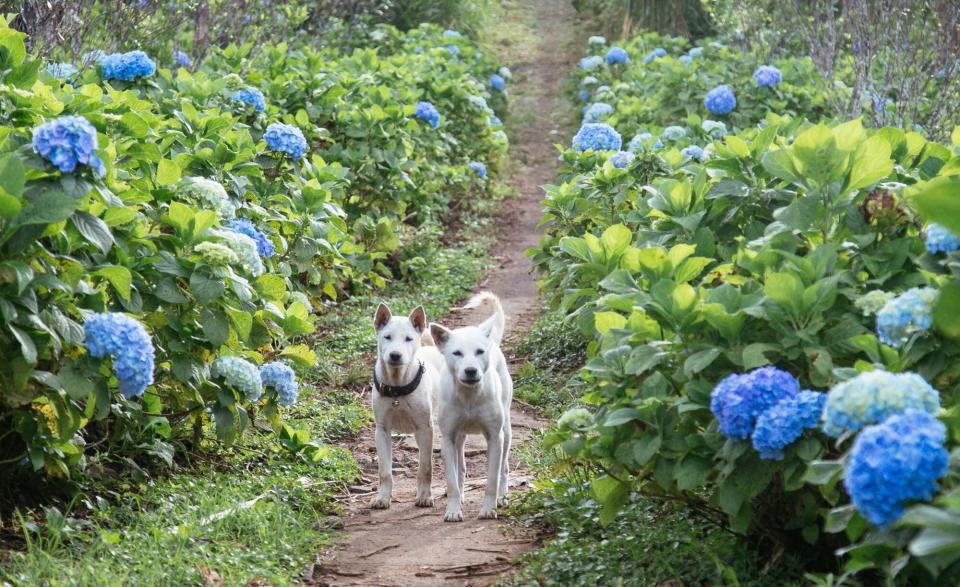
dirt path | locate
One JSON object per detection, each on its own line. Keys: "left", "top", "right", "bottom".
{"left": 310, "top": 1, "right": 579, "bottom": 585}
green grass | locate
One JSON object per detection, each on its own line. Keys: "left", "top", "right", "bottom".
{"left": 0, "top": 195, "right": 499, "bottom": 586}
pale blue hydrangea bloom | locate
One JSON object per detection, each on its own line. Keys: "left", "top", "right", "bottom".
{"left": 174, "top": 50, "right": 192, "bottom": 68}
{"left": 558, "top": 407, "right": 593, "bottom": 429}
{"left": 688, "top": 47, "right": 704, "bottom": 58}
{"left": 583, "top": 102, "right": 614, "bottom": 123}
{"left": 84, "top": 313, "right": 155, "bottom": 398}
{"left": 490, "top": 74, "right": 505, "bottom": 91}
{"left": 588, "top": 36, "right": 607, "bottom": 46}
{"left": 606, "top": 47, "right": 629, "bottom": 65}
{"left": 572, "top": 123, "right": 622, "bottom": 152}
{"left": 753, "top": 65, "right": 782, "bottom": 88}
{"left": 260, "top": 361, "right": 298, "bottom": 406}
{"left": 210, "top": 228, "right": 264, "bottom": 276}
{"left": 227, "top": 218, "right": 275, "bottom": 257}
{"left": 660, "top": 126, "right": 686, "bottom": 141}
{"left": 232, "top": 87, "right": 266, "bottom": 112}
{"left": 212, "top": 356, "right": 263, "bottom": 401}
{"left": 876, "top": 287, "right": 938, "bottom": 347}
{"left": 498, "top": 66, "right": 513, "bottom": 80}
{"left": 855, "top": 290, "right": 896, "bottom": 316}
{"left": 46, "top": 63, "right": 78, "bottom": 79}
{"left": 844, "top": 410, "right": 948, "bottom": 528}
{"left": 608, "top": 151, "right": 635, "bottom": 168}
{"left": 627, "top": 132, "right": 654, "bottom": 152}
{"left": 443, "top": 29, "right": 461, "bottom": 38}
{"left": 468, "top": 161, "right": 487, "bottom": 178}
{"left": 680, "top": 145, "right": 706, "bottom": 161}
{"left": 179, "top": 177, "right": 237, "bottom": 218}
{"left": 702, "top": 119, "right": 727, "bottom": 137}
{"left": 643, "top": 47, "right": 667, "bottom": 64}
{"left": 822, "top": 370, "right": 940, "bottom": 437}
{"left": 446, "top": 44, "right": 460, "bottom": 55}
{"left": 579, "top": 55, "right": 603, "bottom": 70}
{"left": 925, "top": 223, "right": 960, "bottom": 254}
{"left": 581, "top": 76, "right": 599, "bottom": 87}
{"left": 264, "top": 123, "right": 308, "bottom": 159}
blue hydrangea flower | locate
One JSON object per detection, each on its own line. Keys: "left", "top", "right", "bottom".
{"left": 260, "top": 361, "right": 299, "bottom": 406}
{"left": 579, "top": 55, "right": 603, "bottom": 70}
{"left": 581, "top": 76, "right": 599, "bottom": 87}
{"left": 179, "top": 177, "right": 236, "bottom": 218}
{"left": 498, "top": 66, "right": 513, "bottom": 80}
{"left": 702, "top": 119, "right": 727, "bottom": 137}
{"left": 488, "top": 115, "right": 503, "bottom": 127}
{"left": 227, "top": 218, "right": 275, "bottom": 257}
{"left": 583, "top": 102, "right": 614, "bottom": 123}
{"left": 751, "top": 391, "right": 826, "bottom": 460}
{"left": 710, "top": 366, "right": 801, "bottom": 440}
{"left": 212, "top": 356, "right": 263, "bottom": 401}
{"left": 661, "top": 126, "right": 686, "bottom": 142}
{"left": 628, "top": 132, "right": 654, "bottom": 152}
{"left": 822, "top": 370, "right": 940, "bottom": 437}
{"left": 443, "top": 29, "right": 460, "bottom": 38}
{"left": 925, "top": 223, "right": 960, "bottom": 254}
{"left": 445, "top": 44, "right": 460, "bottom": 55}
{"left": 688, "top": 47, "right": 704, "bottom": 58}
{"left": 572, "top": 123, "right": 622, "bottom": 152}
{"left": 232, "top": 87, "right": 266, "bottom": 112}
{"left": 490, "top": 74, "right": 505, "bottom": 91}
{"left": 46, "top": 63, "right": 78, "bottom": 79}
{"left": 264, "top": 123, "right": 308, "bottom": 159}
{"left": 606, "top": 47, "right": 629, "bottom": 65}
{"left": 210, "top": 228, "right": 264, "bottom": 276}
{"left": 588, "top": 35, "right": 607, "bottom": 46}
{"left": 844, "top": 410, "right": 948, "bottom": 528}
{"left": 643, "top": 47, "right": 667, "bottom": 63}
{"left": 876, "top": 287, "right": 938, "bottom": 347}
{"left": 652, "top": 140, "right": 663, "bottom": 149}
{"left": 32, "top": 115, "right": 105, "bottom": 177}
{"left": 174, "top": 50, "right": 192, "bottom": 68}
{"left": 579, "top": 89, "right": 590, "bottom": 101}
{"left": 84, "top": 313, "right": 155, "bottom": 398}
{"left": 415, "top": 101, "right": 440, "bottom": 129}
{"left": 704, "top": 85, "right": 736, "bottom": 115}
{"left": 754, "top": 65, "right": 782, "bottom": 88}
{"left": 679, "top": 55, "right": 692, "bottom": 65}
{"left": 608, "top": 151, "right": 634, "bottom": 169}
{"left": 681, "top": 145, "right": 706, "bottom": 161}
{"left": 468, "top": 161, "right": 487, "bottom": 178}
{"left": 100, "top": 50, "right": 156, "bottom": 81}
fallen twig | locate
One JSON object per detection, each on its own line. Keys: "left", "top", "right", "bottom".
{"left": 358, "top": 543, "right": 400, "bottom": 559}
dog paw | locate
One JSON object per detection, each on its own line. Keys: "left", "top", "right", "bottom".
{"left": 415, "top": 494, "right": 434, "bottom": 507}
{"left": 443, "top": 509, "right": 464, "bottom": 522}
{"left": 478, "top": 507, "right": 498, "bottom": 519}
{"left": 369, "top": 495, "right": 391, "bottom": 509}
{"left": 497, "top": 495, "right": 509, "bottom": 508}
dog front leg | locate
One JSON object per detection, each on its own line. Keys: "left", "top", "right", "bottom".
{"left": 414, "top": 424, "right": 434, "bottom": 507}
{"left": 369, "top": 425, "right": 393, "bottom": 509}
{"left": 441, "top": 434, "right": 463, "bottom": 522}
{"left": 498, "top": 415, "right": 511, "bottom": 507}
{"left": 478, "top": 429, "right": 504, "bottom": 519}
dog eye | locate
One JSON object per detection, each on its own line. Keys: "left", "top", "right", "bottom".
{"left": 405, "top": 336, "right": 413, "bottom": 342}
{"left": 476, "top": 349, "right": 485, "bottom": 356}
{"left": 384, "top": 335, "right": 392, "bottom": 340}
{"left": 453, "top": 350, "right": 463, "bottom": 357}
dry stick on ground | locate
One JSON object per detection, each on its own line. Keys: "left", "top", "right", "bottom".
{"left": 358, "top": 543, "right": 401, "bottom": 559}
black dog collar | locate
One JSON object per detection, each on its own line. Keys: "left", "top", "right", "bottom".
{"left": 374, "top": 362, "right": 425, "bottom": 399}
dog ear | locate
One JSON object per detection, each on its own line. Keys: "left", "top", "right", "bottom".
{"left": 409, "top": 306, "right": 427, "bottom": 333}
{"left": 373, "top": 303, "right": 392, "bottom": 331}
{"left": 429, "top": 323, "right": 450, "bottom": 348}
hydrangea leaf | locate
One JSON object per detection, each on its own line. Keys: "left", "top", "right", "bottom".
{"left": 156, "top": 159, "right": 182, "bottom": 187}
{"left": 93, "top": 266, "right": 132, "bottom": 300}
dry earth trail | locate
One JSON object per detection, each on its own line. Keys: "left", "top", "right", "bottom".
{"left": 310, "top": 1, "right": 579, "bottom": 584}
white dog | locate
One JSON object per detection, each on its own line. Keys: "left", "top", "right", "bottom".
{"left": 370, "top": 303, "right": 444, "bottom": 509}
{"left": 430, "top": 292, "right": 513, "bottom": 522}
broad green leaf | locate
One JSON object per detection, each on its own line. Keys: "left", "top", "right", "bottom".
{"left": 684, "top": 348, "right": 721, "bottom": 375}
{"left": 845, "top": 135, "right": 893, "bottom": 193}
{"left": 594, "top": 311, "right": 626, "bottom": 335}
{"left": 603, "top": 408, "right": 641, "bottom": 427}
{"left": 200, "top": 308, "right": 230, "bottom": 347}
{"left": 591, "top": 475, "right": 630, "bottom": 525}
{"left": 93, "top": 266, "right": 132, "bottom": 300}
{"left": 764, "top": 272, "right": 803, "bottom": 311}
{"left": 71, "top": 211, "right": 115, "bottom": 254}
{"left": 156, "top": 159, "right": 182, "bottom": 187}
{"left": 600, "top": 224, "right": 632, "bottom": 257}
{"left": 280, "top": 344, "right": 317, "bottom": 369}
{"left": 913, "top": 175, "right": 960, "bottom": 235}
{"left": 0, "top": 155, "right": 26, "bottom": 198}
{"left": 189, "top": 271, "right": 224, "bottom": 304}
{"left": 933, "top": 284, "right": 960, "bottom": 338}
{"left": 14, "top": 189, "right": 79, "bottom": 226}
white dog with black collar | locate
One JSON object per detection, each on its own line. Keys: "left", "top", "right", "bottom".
{"left": 370, "top": 303, "right": 444, "bottom": 509}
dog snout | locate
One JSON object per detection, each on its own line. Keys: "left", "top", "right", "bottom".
{"left": 463, "top": 366, "right": 479, "bottom": 379}
{"left": 388, "top": 351, "right": 403, "bottom": 363}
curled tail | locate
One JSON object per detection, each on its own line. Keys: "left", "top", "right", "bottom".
{"left": 464, "top": 291, "right": 506, "bottom": 345}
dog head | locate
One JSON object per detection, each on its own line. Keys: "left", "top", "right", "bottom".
{"left": 429, "top": 323, "right": 492, "bottom": 387}
{"left": 374, "top": 303, "right": 427, "bottom": 368}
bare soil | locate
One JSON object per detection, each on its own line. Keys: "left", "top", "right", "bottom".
{"left": 308, "top": 1, "right": 579, "bottom": 584}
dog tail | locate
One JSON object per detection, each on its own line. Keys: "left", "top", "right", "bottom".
{"left": 420, "top": 331, "right": 435, "bottom": 346}
{"left": 464, "top": 291, "right": 506, "bottom": 345}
